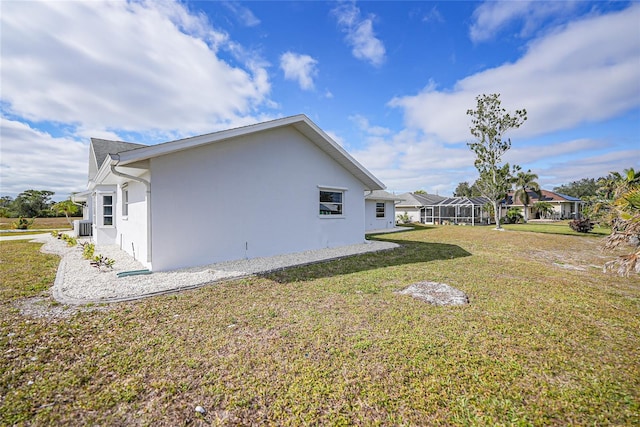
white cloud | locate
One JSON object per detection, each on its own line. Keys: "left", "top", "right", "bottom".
{"left": 349, "top": 114, "right": 391, "bottom": 137}
{"left": 422, "top": 6, "right": 444, "bottom": 24}
{"left": 469, "top": 0, "right": 581, "bottom": 43}
{"left": 0, "top": 117, "right": 88, "bottom": 198}
{"left": 351, "top": 117, "right": 640, "bottom": 194}
{"left": 389, "top": 4, "right": 640, "bottom": 143}
{"left": 331, "top": 2, "right": 386, "bottom": 67}
{"left": 353, "top": 5, "right": 640, "bottom": 196}
{"left": 279, "top": 52, "right": 318, "bottom": 91}
{"left": 222, "top": 1, "right": 261, "bottom": 27}
{"left": 348, "top": 123, "right": 476, "bottom": 193}
{"left": 0, "top": 0, "right": 272, "bottom": 138}
{"left": 504, "top": 138, "right": 601, "bottom": 165}
{"left": 536, "top": 148, "right": 640, "bottom": 190}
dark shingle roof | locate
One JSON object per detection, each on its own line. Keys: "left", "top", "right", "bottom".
{"left": 365, "top": 190, "right": 402, "bottom": 201}
{"left": 553, "top": 192, "right": 582, "bottom": 202}
{"left": 396, "top": 192, "right": 446, "bottom": 207}
{"left": 89, "top": 138, "right": 147, "bottom": 180}
{"left": 507, "top": 189, "right": 583, "bottom": 205}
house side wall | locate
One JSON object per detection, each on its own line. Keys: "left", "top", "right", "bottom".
{"left": 365, "top": 200, "right": 396, "bottom": 231}
{"left": 114, "top": 176, "right": 150, "bottom": 267}
{"left": 149, "top": 127, "right": 366, "bottom": 271}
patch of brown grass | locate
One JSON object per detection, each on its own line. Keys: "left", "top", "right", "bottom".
{"left": 1, "top": 227, "right": 638, "bottom": 425}
{"left": 0, "top": 217, "right": 75, "bottom": 230}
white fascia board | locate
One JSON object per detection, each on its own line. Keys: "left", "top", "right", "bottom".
{"left": 292, "top": 119, "right": 385, "bottom": 191}
{"left": 93, "top": 158, "right": 113, "bottom": 185}
{"left": 93, "top": 154, "right": 149, "bottom": 186}
{"left": 367, "top": 195, "right": 403, "bottom": 202}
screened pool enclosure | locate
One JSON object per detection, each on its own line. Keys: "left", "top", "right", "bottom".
{"left": 421, "top": 197, "right": 490, "bottom": 225}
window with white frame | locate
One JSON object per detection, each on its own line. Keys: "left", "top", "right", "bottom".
{"left": 376, "top": 202, "right": 385, "bottom": 218}
{"left": 319, "top": 190, "right": 343, "bottom": 216}
{"left": 122, "top": 186, "right": 129, "bottom": 217}
{"left": 102, "top": 195, "right": 113, "bottom": 226}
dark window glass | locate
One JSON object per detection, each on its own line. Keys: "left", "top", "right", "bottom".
{"left": 319, "top": 191, "right": 343, "bottom": 215}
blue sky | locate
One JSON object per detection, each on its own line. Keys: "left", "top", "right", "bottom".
{"left": 1, "top": 0, "right": 639, "bottom": 200}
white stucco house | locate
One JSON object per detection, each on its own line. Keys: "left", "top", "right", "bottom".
{"left": 364, "top": 190, "right": 400, "bottom": 232}
{"left": 72, "top": 115, "right": 386, "bottom": 271}
{"left": 395, "top": 192, "right": 446, "bottom": 224}
{"left": 505, "top": 189, "right": 584, "bottom": 220}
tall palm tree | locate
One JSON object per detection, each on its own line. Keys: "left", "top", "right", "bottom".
{"left": 597, "top": 171, "right": 623, "bottom": 200}
{"left": 621, "top": 168, "right": 639, "bottom": 191}
{"left": 595, "top": 168, "right": 639, "bottom": 226}
{"left": 52, "top": 199, "right": 79, "bottom": 226}
{"left": 513, "top": 169, "right": 541, "bottom": 223}
{"left": 604, "top": 182, "right": 640, "bottom": 276}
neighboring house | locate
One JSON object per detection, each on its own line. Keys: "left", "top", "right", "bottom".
{"left": 72, "top": 115, "right": 385, "bottom": 271}
{"left": 364, "top": 190, "right": 401, "bottom": 231}
{"left": 396, "top": 192, "right": 446, "bottom": 224}
{"left": 506, "top": 189, "right": 584, "bottom": 220}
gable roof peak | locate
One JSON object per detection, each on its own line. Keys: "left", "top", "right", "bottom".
{"left": 88, "top": 138, "right": 147, "bottom": 181}
{"left": 91, "top": 115, "right": 385, "bottom": 191}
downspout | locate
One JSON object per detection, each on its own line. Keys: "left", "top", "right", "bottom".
{"left": 70, "top": 192, "right": 87, "bottom": 221}
{"left": 70, "top": 192, "right": 84, "bottom": 208}
{"left": 109, "top": 154, "right": 152, "bottom": 265}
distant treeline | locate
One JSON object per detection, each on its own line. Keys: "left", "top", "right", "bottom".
{"left": 0, "top": 190, "right": 82, "bottom": 218}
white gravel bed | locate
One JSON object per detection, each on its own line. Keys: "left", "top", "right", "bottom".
{"left": 36, "top": 235, "right": 398, "bottom": 304}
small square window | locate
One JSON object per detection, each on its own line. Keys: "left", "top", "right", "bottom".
{"left": 320, "top": 190, "right": 343, "bottom": 215}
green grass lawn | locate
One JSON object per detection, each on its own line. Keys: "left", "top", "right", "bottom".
{"left": 1, "top": 227, "right": 638, "bottom": 425}
{"left": 502, "top": 220, "right": 610, "bottom": 236}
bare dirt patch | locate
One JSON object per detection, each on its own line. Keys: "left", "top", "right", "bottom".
{"left": 526, "top": 238, "right": 612, "bottom": 272}
{"left": 13, "top": 296, "right": 111, "bottom": 319}
{"left": 396, "top": 281, "right": 469, "bottom": 306}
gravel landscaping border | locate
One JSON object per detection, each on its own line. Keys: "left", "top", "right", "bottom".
{"left": 34, "top": 235, "right": 399, "bottom": 305}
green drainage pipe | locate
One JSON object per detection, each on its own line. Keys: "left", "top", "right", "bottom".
{"left": 117, "top": 269, "right": 152, "bottom": 278}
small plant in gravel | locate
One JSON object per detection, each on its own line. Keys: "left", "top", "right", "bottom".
{"left": 90, "top": 254, "right": 115, "bottom": 270}
{"left": 61, "top": 234, "right": 77, "bottom": 247}
{"left": 80, "top": 242, "right": 95, "bottom": 259}
{"left": 50, "top": 230, "right": 60, "bottom": 238}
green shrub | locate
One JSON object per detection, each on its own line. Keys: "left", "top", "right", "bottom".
{"left": 396, "top": 212, "right": 411, "bottom": 224}
{"left": 569, "top": 218, "right": 594, "bottom": 233}
{"left": 12, "top": 217, "right": 34, "bottom": 230}
{"left": 504, "top": 208, "right": 523, "bottom": 224}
